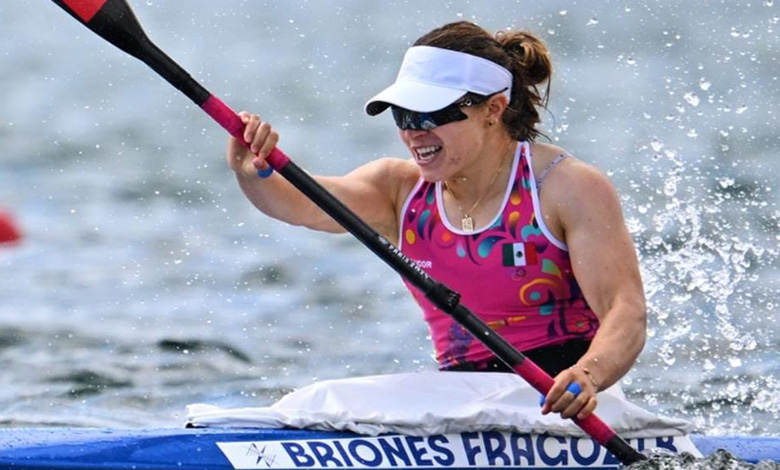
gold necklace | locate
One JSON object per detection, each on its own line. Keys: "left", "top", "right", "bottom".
{"left": 445, "top": 148, "right": 510, "bottom": 232}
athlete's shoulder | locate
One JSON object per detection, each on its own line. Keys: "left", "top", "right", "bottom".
{"left": 529, "top": 143, "right": 603, "bottom": 180}
{"left": 528, "top": 143, "right": 617, "bottom": 206}
{"left": 356, "top": 156, "right": 416, "bottom": 175}
{"left": 371, "top": 157, "right": 421, "bottom": 191}
{"left": 528, "top": 141, "right": 569, "bottom": 161}
{"left": 347, "top": 157, "right": 417, "bottom": 183}
{"left": 353, "top": 157, "right": 422, "bottom": 217}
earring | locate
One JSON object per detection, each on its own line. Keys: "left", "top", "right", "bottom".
{"left": 487, "top": 120, "right": 495, "bottom": 127}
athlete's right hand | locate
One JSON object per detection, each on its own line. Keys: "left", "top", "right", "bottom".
{"left": 227, "top": 111, "right": 279, "bottom": 178}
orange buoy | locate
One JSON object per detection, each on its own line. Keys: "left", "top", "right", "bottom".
{"left": 0, "top": 210, "right": 22, "bottom": 245}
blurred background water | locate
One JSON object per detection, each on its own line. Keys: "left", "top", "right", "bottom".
{"left": 0, "top": 0, "right": 778, "bottom": 437}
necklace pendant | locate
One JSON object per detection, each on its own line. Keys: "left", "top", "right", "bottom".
{"left": 461, "top": 215, "right": 474, "bottom": 232}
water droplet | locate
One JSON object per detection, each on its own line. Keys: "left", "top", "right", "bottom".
{"left": 586, "top": 18, "right": 599, "bottom": 26}
{"left": 663, "top": 179, "right": 677, "bottom": 197}
{"left": 625, "top": 217, "right": 645, "bottom": 234}
{"left": 683, "top": 92, "right": 700, "bottom": 106}
{"left": 699, "top": 78, "right": 712, "bottom": 91}
{"left": 659, "top": 344, "right": 676, "bottom": 365}
{"left": 736, "top": 105, "right": 748, "bottom": 114}
{"left": 751, "top": 391, "right": 772, "bottom": 415}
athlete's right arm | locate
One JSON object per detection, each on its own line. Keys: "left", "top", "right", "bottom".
{"left": 226, "top": 112, "right": 414, "bottom": 243}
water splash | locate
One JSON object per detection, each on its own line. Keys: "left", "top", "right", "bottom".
{"left": 625, "top": 449, "right": 780, "bottom": 469}
{"left": 626, "top": 133, "right": 779, "bottom": 434}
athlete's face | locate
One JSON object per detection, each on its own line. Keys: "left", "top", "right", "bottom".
{"left": 398, "top": 100, "right": 498, "bottom": 183}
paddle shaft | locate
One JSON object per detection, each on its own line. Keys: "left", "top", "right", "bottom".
{"left": 51, "top": 0, "right": 644, "bottom": 464}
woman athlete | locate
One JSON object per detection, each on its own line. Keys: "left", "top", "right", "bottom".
{"left": 226, "top": 21, "right": 646, "bottom": 421}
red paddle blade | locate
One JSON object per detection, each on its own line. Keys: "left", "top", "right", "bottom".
{"left": 0, "top": 211, "right": 22, "bottom": 245}
{"left": 51, "top": 0, "right": 151, "bottom": 62}
{"left": 54, "top": 0, "right": 108, "bottom": 23}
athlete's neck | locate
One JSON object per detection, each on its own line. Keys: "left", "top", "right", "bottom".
{"left": 443, "top": 138, "right": 516, "bottom": 207}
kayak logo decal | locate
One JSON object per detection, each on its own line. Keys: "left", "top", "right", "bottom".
{"left": 245, "top": 443, "right": 278, "bottom": 467}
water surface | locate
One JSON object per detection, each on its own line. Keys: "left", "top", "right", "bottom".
{"left": 0, "top": 0, "right": 777, "bottom": 442}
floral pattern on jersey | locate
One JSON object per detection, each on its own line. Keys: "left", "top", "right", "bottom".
{"left": 440, "top": 323, "right": 473, "bottom": 368}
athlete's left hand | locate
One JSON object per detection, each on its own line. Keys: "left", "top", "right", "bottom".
{"left": 540, "top": 366, "right": 598, "bottom": 419}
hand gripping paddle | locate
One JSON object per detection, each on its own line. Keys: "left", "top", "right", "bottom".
{"left": 50, "top": 0, "right": 645, "bottom": 464}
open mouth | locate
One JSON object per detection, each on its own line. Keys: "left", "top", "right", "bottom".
{"left": 413, "top": 145, "right": 443, "bottom": 163}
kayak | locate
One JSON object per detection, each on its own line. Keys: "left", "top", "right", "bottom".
{"left": 0, "top": 427, "right": 778, "bottom": 469}
{"left": 3, "top": 374, "right": 778, "bottom": 468}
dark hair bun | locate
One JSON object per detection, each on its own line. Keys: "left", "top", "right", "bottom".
{"left": 495, "top": 30, "right": 552, "bottom": 87}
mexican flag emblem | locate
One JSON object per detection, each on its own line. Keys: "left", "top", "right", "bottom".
{"left": 502, "top": 242, "right": 538, "bottom": 267}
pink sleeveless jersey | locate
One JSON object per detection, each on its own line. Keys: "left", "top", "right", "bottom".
{"left": 399, "top": 142, "right": 599, "bottom": 369}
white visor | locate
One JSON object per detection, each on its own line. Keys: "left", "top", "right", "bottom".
{"left": 365, "top": 45, "right": 513, "bottom": 116}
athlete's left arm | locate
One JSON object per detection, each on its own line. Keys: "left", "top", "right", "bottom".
{"left": 540, "top": 160, "right": 647, "bottom": 420}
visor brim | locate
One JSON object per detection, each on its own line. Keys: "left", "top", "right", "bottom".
{"left": 364, "top": 80, "right": 467, "bottom": 116}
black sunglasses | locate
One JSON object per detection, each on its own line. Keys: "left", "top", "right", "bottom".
{"left": 390, "top": 89, "right": 505, "bottom": 131}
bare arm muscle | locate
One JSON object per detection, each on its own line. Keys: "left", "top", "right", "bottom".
{"left": 549, "top": 160, "right": 647, "bottom": 389}
{"left": 235, "top": 157, "right": 418, "bottom": 244}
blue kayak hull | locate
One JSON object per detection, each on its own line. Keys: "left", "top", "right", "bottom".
{"left": 0, "top": 428, "right": 777, "bottom": 469}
